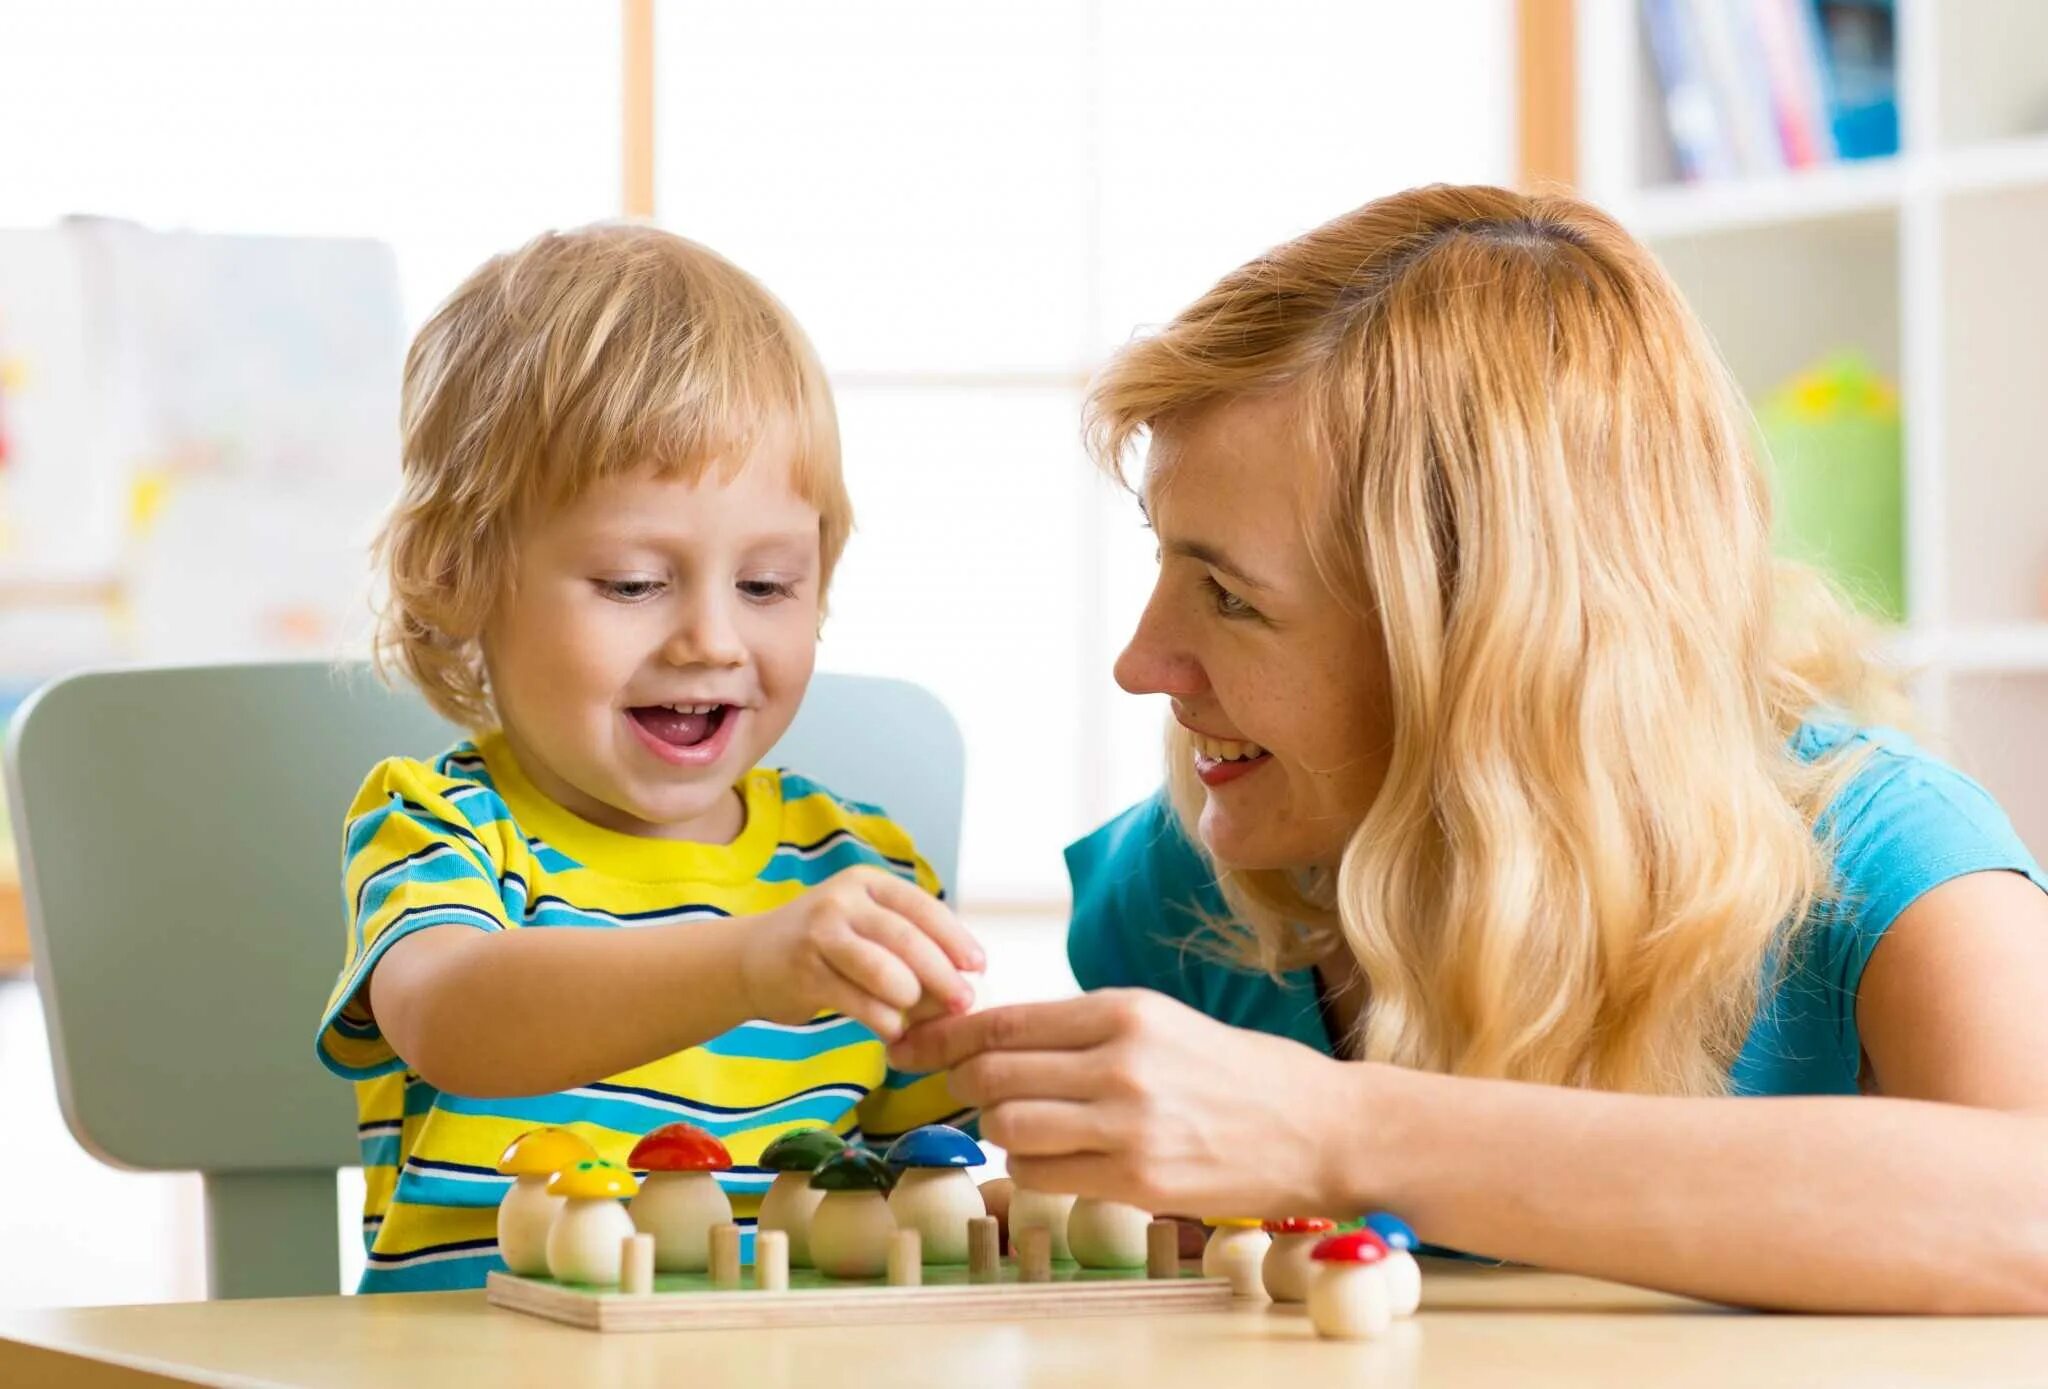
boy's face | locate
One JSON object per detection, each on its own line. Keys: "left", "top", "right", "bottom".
{"left": 483, "top": 442, "right": 822, "bottom": 841}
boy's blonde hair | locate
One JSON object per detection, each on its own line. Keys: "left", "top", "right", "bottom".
{"left": 1086, "top": 184, "right": 1908, "bottom": 1098}
{"left": 375, "top": 223, "right": 847, "bottom": 729}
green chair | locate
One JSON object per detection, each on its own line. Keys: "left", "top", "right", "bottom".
{"left": 2, "top": 660, "right": 964, "bottom": 1299}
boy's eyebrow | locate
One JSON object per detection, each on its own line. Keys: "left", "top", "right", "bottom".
{"left": 1136, "top": 496, "right": 1273, "bottom": 591}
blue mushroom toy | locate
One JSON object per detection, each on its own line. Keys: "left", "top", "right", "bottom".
{"left": 883, "top": 1124, "right": 986, "bottom": 1264}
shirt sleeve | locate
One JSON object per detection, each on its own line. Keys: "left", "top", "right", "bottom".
{"left": 1063, "top": 791, "right": 1225, "bottom": 999}
{"left": 315, "top": 759, "right": 513, "bottom": 1080}
{"left": 1809, "top": 733, "right": 2048, "bottom": 1055}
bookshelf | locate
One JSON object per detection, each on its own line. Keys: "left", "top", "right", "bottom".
{"left": 1573, "top": 0, "right": 2048, "bottom": 855}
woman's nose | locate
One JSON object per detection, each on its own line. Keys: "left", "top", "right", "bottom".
{"left": 1114, "top": 599, "right": 1205, "bottom": 698}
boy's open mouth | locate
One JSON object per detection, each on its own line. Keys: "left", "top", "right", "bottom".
{"left": 627, "top": 703, "right": 732, "bottom": 749}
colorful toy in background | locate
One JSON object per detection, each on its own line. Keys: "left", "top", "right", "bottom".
{"left": 1760, "top": 353, "right": 1904, "bottom": 624}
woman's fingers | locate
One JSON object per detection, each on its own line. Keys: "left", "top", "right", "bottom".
{"left": 949, "top": 1046, "right": 1121, "bottom": 1108}
{"left": 889, "top": 991, "right": 1147, "bottom": 1072}
{"left": 978, "top": 1100, "right": 1109, "bottom": 1158}
{"left": 1002, "top": 1152, "right": 1128, "bottom": 1203}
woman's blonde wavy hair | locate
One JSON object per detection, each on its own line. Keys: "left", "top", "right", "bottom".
{"left": 375, "top": 223, "right": 847, "bottom": 730}
{"left": 1085, "top": 184, "right": 1908, "bottom": 1097}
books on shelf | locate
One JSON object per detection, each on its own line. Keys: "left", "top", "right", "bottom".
{"left": 1641, "top": 0, "right": 1899, "bottom": 183}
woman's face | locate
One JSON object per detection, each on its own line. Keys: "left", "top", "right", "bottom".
{"left": 1115, "top": 391, "right": 1394, "bottom": 871}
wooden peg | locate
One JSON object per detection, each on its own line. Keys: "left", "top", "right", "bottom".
{"left": 1017, "top": 1224, "right": 1053, "bottom": 1283}
{"left": 967, "top": 1215, "right": 1001, "bottom": 1281}
{"left": 1147, "top": 1219, "right": 1181, "bottom": 1280}
{"left": 754, "top": 1228, "right": 789, "bottom": 1291}
{"left": 888, "top": 1228, "right": 923, "bottom": 1287}
{"left": 620, "top": 1233, "right": 655, "bottom": 1295}
{"left": 710, "top": 1222, "right": 742, "bottom": 1288}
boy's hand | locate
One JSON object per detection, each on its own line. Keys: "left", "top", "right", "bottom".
{"left": 739, "top": 866, "right": 984, "bottom": 1041}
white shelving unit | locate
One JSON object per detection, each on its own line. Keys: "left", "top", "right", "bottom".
{"left": 1576, "top": 0, "right": 2048, "bottom": 854}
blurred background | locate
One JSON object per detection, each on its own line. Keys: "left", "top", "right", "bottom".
{"left": 1, "top": 0, "right": 2042, "bottom": 1306}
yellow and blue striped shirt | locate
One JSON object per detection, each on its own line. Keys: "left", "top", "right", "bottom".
{"left": 315, "top": 732, "right": 971, "bottom": 1293}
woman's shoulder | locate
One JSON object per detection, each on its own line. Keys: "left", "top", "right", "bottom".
{"left": 1797, "top": 720, "right": 2045, "bottom": 918}
{"left": 1063, "top": 791, "right": 1225, "bottom": 991}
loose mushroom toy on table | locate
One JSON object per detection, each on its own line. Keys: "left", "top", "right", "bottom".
{"left": 755, "top": 1126, "right": 846, "bottom": 1268}
{"left": 882, "top": 1123, "right": 986, "bottom": 1263}
{"left": 627, "top": 1122, "right": 734, "bottom": 1273}
{"left": 1199, "top": 1218, "right": 1270, "bottom": 1298}
{"left": 1259, "top": 1217, "right": 1337, "bottom": 1303}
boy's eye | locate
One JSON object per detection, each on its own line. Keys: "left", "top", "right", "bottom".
{"left": 1203, "top": 575, "right": 1260, "bottom": 621}
{"left": 595, "top": 578, "right": 665, "bottom": 602}
{"left": 739, "top": 579, "right": 799, "bottom": 603}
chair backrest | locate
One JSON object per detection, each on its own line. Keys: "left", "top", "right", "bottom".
{"left": 3, "top": 660, "right": 963, "bottom": 1297}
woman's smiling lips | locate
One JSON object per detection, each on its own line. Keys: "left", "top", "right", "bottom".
{"left": 1181, "top": 721, "right": 1273, "bottom": 788}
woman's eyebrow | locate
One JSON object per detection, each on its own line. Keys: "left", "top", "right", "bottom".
{"left": 1163, "top": 537, "right": 1273, "bottom": 591}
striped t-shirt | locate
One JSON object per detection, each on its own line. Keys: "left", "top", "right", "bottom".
{"left": 315, "top": 731, "right": 972, "bottom": 1293}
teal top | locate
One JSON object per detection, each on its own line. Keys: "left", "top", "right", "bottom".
{"left": 1066, "top": 723, "right": 2046, "bottom": 1095}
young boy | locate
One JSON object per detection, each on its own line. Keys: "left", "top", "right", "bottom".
{"left": 315, "top": 225, "right": 983, "bottom": 1293}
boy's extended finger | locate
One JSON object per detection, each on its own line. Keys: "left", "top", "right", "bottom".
{"left": 819, "top": 930, "right": 923, "bottom": 1014}
{"left": 850, "top": 904, "right": 974, "bottom": 1014}
{"left": 859, "top": 872, "right": 985, "bottom": 972}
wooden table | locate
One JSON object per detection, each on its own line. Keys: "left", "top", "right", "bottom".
{"left": 3, "top": 1261, "right": 2044, "bottom": 1388}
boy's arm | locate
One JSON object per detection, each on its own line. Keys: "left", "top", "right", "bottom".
{"left": 369, "top": 865, "right": 983, "bottom": 1098}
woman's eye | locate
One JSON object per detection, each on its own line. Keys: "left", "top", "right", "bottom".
{"left": 739, "top": 579, "right": 798, "bottom": 603}
{"left": 1203, "top": 575, "right": 1259, "bottom": 621}
{"left": 595, "top": 578, "right": 664, "bottom": 602}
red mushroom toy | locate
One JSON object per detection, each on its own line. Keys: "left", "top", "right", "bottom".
{"left": 627, "top": 1122, "right": 734, "bottom": 1273}
{"left": 1307, "top": 1229, "right": 1394, "bottom": 1340}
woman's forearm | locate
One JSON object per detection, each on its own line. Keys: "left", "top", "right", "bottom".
{"left": 369, "top": 920, "right": 759, "bottom": 1098}
{"left": 1335, "top": 1064, "right": 2048, "bottom": 1313}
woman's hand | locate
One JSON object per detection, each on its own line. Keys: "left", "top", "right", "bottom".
{"left": 890, "top": 988, "right": 1380, "bottom": 1218}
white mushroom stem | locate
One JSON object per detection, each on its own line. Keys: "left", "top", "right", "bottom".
{"left": 629, "top": 1170, "right": 734, "bottom": 1273}
{"left": 497, "top": 1174, "right": 563, "bottom": 1277}
{"left": 546, "top": 1197, "right": 637, "bottom": 1286}
{"left": 809, "top": 1190, "right": 896, "bottom": 1278}
{"left": 755, "top": 1171, "right": 828, "bottom": 1267}
{"left": 1066, "top": 1197, "right": 1152, "bottom": 1270}
{"left": 1202, "top": 1227, "right": 1271, "bottom": 1298}
{"left": 1308, "top": 1262, "right": 1394, "bottom": 1340}
{"left": 1383, "top": 1247, "right": 1422, "bottom": 1316}
{"left": 1260, "top": 1231, "right": 1323, "bottom": 1303}
{"left": 887, "top": 1169, "right": 985, "bottom": 1264}
{"left": 1006, "top": 1187, "right": 1076, "bottom": 1262}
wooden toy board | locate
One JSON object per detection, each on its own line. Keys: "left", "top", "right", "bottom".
{"left": 487, "top": 1261, "right": 1233, "bottom": 1332}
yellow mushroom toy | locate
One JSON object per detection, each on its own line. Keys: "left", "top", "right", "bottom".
{"left": 494, "top": 1127, "right": 599, "bottom": 1277}
{"left": 545, "top": 1159, "right": 641, "bottom": 1286}
{"left": 1200, "top": 1217, "right": 1270, "bottom": 1297}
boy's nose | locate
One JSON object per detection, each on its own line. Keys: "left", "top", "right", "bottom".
{"left": 661, "top": 601, "right": 746, "bottom": 668}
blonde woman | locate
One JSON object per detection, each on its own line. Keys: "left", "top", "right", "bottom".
{"left": 892, "top": 185, "right": 2048, "bottom": 1312}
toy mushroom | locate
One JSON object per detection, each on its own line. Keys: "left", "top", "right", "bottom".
{"left": 1200, "top": 1218, "right": 1270, "bottom": 1297}
{"left": 1306, "top": 1229, "right": 1394, "bottom": 1340}
{"left": 1066, "top": 1196, "right": 1153, "bottom": 1270}
{"left": 494, "top": 1127, "right": 599, "bottom": 1277}
{"left": 883, "top": 1124, "right": 987, "bottom": 1263}
{"left": 756, "top": 1126, "right": 847, "bottom": 1267}
{"left": 545, "top": 1158, "right": 641, "bottom": 1286}
{"left": 1007, "top": 1187, "right": 1077, "bottom": 1262}
{"left": 627, "top": 1122, "right": 735, "bottom": 1272}
{"left": 1259, "top": 1217, "right": 1337, "bottom": 1302}
{"left": 1364, "top": 1211, "right": 1422, "bottom": 1316}
{"left": 807, "top": 1147, "right": 899, "bottom": 1278}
